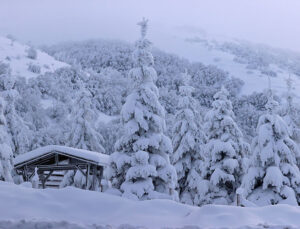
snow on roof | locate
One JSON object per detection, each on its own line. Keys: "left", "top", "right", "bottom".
{"left": 14, "top": 145, "right": 109, "bottom": 167}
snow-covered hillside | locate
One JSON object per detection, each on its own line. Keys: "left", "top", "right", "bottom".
{"left": 0, "top": 182, "right": 300, "bottom": 229}
{"left": 0, "top": 36, "right": 67, "bottom": 80}
{"left": 154, "top": 28, "right": 300, "bottom": 100}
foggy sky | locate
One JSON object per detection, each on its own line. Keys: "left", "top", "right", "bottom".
{"left": 0, "top": 0, "right": 299, "bottom": 52}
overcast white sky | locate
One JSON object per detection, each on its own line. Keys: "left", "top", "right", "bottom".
{"left": 0, "top": 0, "right": 299, "bottom": 52}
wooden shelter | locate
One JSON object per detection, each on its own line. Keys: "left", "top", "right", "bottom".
{"left": 14, "top": 145, "right": 109, "bottom": 190}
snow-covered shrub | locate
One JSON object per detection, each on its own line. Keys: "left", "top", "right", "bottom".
{"left": 31, "top": 167, "right": 39, "bottom": 188}
{"left": 87, "top": 68, "right": 129, "bottom": 116}
{"left": 241, "top": 92, "right": 300, "bottom": 206}
{"left": 0, "top": 62, "right": 11, "bottom": 76}
{"left": 108, "top": 19, "right": 177, "bottom": 201}
{"left": 43, "top": 64, "right": 49, "bottom": 69}
{"left": 6, "top": 34, "right": 16, "bottom": 45}
{"left": 159, "top": 87, "right": 179, "bottom": 115}
{"left": 199, "top": 87, "right": 250, "bottom": 205}
{"left": 0, "top": 63, "right": 14, "bottom": 93}
{"left": 99, "top": 118, "right": 123, "bottom": 155}
{"left": 27, "top": 63, "right": 41, "bottom": 74}
{"left": 37, "top": 67, "right": 84, "bottom": 103}
{"left": 26, "top": 46, "right": 37, "bottom": 60}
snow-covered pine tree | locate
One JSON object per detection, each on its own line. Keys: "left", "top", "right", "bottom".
{"left": 0, "top": 97, "right": 13, "bottom": 182}
{"left": 282, "top": 75, "right": 300, "bottom": 144}
{"left": 65, "top": 88, "right": 105, "bottom": 189}
{"left": 171, "top": 71, "right": 206, "bottom": 204}
{"left": 242, "top": 89, "right": 300, "bottom": 206}
{"left": 108, "top": 19, "right": 177, "bottom": 200}
{"left": 199, "top": 87, "right": 250, "bottom": 205}
{"left": 68, "top": 88, "right": 105, "bottom": 153}
{"left": 2, "top": 78, "right": 32, "bottom": 156}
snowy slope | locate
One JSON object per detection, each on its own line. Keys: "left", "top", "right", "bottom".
{"left": 153, "top": 28, "right": 300, "bottom": 100}
{"left": 0, "top": 36, "right": 67, "bottom": 80}
{"left": 1, "top": 181, "right": 300, "bottom": 229}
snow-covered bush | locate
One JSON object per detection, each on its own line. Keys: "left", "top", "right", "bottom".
{"left": 26, "top": 46, "right": 38, "bottom": 60}
{"left": 199, "top": 87, "right": 250, "bottom": 205}
{"left": 0, "top": 63, "right": 14, "bottom": 92}
{"left": 242, "top": 92, "right": 300, "bottom": 206}
{"left": 108, "top": 19, "right": 177, "bottom": 201}
{"left": 37, "top": 67, "right": 84, "bottom": 102}
{"left": 0, "top": 62, "right": 11, "bottom": 76}
{"left": 99, "top": 118, "right": 123, "bottom": 155}
{"left": 87, "top": 68, "right": 129, "bottom": 116}
{"left": 31, "top": 167, "right": 39, "bottom": 188}
{"left": 28, "top": 63, "right": 41, "bottom": 74}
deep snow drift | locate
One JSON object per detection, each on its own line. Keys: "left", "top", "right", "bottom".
{"left": 1, "top": 182, "right": 300, "bottom": 229}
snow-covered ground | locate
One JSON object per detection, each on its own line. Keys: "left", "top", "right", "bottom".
{"left": 0, "top": 36, "right": 67, "bottom": 80}
{"left": 1, "top": 181, "right": 300, "bottom": 229}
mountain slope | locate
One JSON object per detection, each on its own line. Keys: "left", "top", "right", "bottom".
{"left": 0, "top": 36, "right": 68, "bottom": 80}
{"left": 153, "top": 28, "right": 300, "bottom": 100}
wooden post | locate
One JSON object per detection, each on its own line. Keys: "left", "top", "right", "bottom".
{"left": 85, "top": 164, "right": 90, "bottom": 190}
{"left": 24, "top": 165, "right": 29, "bottom": 182}
{"left": 98, "top": 167, "right": 103, "bottom": 192}
{"left": 40, "top": 171, "right": 46, "bottom": 189}
{"left": 236, "top": 188, "right": 243, "bottom": 207}
{"left": 237, "top": 194, "right": 241, "bottom": 206}
{"left": 92, "top": 165, "right": 97, "bottom": 191}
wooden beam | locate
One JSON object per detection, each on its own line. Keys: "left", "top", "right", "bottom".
{"left": 28, "top": 164, "right": 87, "bottom": 171}
{"left": 40, "top": 170, "right": 53, "bottom": 189}
{"left": 44, "top": 170, "right": 54, "bottom": 183}
{"left": 76, "top": 165, "right": 87, "bottom": 177}
{"left": 28, "top": 170, "right": 36, "bottom": 180}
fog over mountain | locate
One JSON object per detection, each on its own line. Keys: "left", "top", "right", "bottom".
{"left": 1, "top": 0, "right": 300, "bottom": 53}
